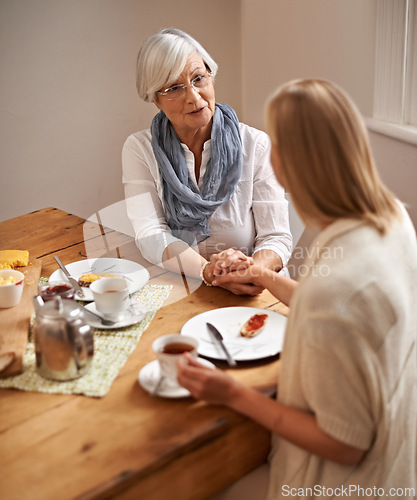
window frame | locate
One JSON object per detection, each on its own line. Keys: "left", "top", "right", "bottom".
{"left": 367, "top": 0, "right": 417, "bottom": 145}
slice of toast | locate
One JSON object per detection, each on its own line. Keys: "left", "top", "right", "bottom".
{"left": 240, "top": 313, "right": 268, "bottom": 338}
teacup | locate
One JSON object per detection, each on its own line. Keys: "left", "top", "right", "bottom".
{"left": 152, "top": 334, "right": 198, "bottom": 384}
{"left": 0, "top": 270, "right": 25, "bottom": 308}
{"left": 90, "top": 277, "right": 130, "bottom": 318}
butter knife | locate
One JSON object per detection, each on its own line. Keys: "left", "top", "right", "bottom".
{"left": 206, "top": 322, "right": 237, "bottom": 367}
{"left": 54, "top": 256, "right": 85, "bottom": 298}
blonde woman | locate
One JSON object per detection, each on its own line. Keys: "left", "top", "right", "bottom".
{"left": 177, "top": 79, "right": 417, "bottom": 498}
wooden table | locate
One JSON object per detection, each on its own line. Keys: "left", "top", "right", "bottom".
{"left": 0, "top": 208, "right": 288, "bottom": 500}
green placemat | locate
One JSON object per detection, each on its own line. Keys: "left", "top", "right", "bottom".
{"left": 0, "top": 283, "right": 172, "bottom": 397}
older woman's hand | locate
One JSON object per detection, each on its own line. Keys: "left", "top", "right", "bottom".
{"left": 177, "top": 353, "right": 241, "bottom": 405}
{"left": 210, "top": 248, "right": 253, "bottom": 276}
{"left": 204, "top": 249, "right": 264, "bottom": 295}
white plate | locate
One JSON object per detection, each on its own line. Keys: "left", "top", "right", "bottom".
{"left": 181, "top": 307, "right": 287, "bottom": 362}
{"left": 138, "top": 358, "right": 215, "bottom": 398}
{"left": 49, "top": 258, "right": 150, "bottom": 302}
{"left": 83, "top": 301, "right": 148, "bottom": 330}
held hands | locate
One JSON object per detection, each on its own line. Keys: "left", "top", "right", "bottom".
{"left": 211, "top": 248, "right": 253, "bottom": 275}
{"left": 203, "top": 249, "right": 264, "bottom": 295}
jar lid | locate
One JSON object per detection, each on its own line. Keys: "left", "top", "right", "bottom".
{"left": 37, "top": 296, "right": 82, "bottom": 319}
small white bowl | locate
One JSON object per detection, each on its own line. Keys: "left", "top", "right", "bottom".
{"left": 0, "top": 270, "right": 25, "bottom": 308}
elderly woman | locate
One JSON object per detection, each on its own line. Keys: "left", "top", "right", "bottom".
{"left": 178, "top": 79, "right": 417, "bottom": 498}
{"left": 122, "top": 28, "right": 292, "bottom": 295}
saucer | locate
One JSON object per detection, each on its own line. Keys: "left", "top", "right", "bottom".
{"left": 84, "top": 301, "right": 147, "bottom": 329}
{"left": 138, "top": 358, "right": 215, "bottom": 398}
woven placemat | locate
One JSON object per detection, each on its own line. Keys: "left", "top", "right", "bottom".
{"left": 0, "top": 283, "right": 172, "bottom": 397}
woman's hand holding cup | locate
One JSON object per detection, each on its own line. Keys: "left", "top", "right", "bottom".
{"left": 152, "top": 334, "right": 198, "bottom": 386}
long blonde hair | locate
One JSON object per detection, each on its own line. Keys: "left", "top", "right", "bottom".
{"left": 266, "top": 79, "right": 400, "bottom": 233}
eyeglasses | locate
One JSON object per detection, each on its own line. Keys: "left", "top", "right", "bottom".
{"left": 157, "top": 72, "right": 212, "bottom": 101}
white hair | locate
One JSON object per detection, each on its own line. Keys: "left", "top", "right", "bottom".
{"left": 136, "top": 28, "right": 218, "bottom": 103}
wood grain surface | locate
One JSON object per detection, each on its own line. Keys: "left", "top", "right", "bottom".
{"left": 0, "top": 259, "right": 42, "bottom": 377}
{"left": 0, "top": 208, "right": 289, "bottom": 500}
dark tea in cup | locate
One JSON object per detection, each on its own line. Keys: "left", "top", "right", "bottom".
{"left": 161, "top": 342, "right": 195, "bottom": 355}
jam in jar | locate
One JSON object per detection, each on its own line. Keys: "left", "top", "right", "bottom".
{"left": 38, "top": 281, "right": 75, "bottom": 301}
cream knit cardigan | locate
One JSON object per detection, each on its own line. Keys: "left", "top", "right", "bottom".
{"left": 268, "top": 207, "right": 417, "bottom": 499}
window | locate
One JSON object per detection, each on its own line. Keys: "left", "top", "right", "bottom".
{"left": 367, "top": 0, "right": 417, "bottom": 145}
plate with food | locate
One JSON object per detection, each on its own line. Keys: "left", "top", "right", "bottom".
{"left": 48, "top": 258, "right": 150, "bottom": 301}
{"left": 181, "top": 307, "right": 287, "bottom": 362}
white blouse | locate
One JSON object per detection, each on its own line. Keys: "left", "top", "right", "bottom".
{"left": 122, "top": 122, "right": 292, "bottom": 266}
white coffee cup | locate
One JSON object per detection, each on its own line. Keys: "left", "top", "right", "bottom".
{"left": 152, "top": 334, "right": 198, "bottom": 384}
{"left": 90, "top": 277, "right": 130, "bottom": 317}
{"left": 0, "top": 270, "right": 25, "bottom": 308}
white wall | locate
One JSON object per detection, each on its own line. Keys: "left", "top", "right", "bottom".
{"left": 369, "top": 131, "right": 417, "bottom": 224}
{"left": 2, "top": 0, "right": 416, "bottom": 230}
{"left": 241, "top": 0, "right": 417, "bottom": 227}
{"left": 241, "top": 0, "right": 377, "bottom": 128}
{"left": 0, "top": 0, "right": 241, "bottom": 222}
